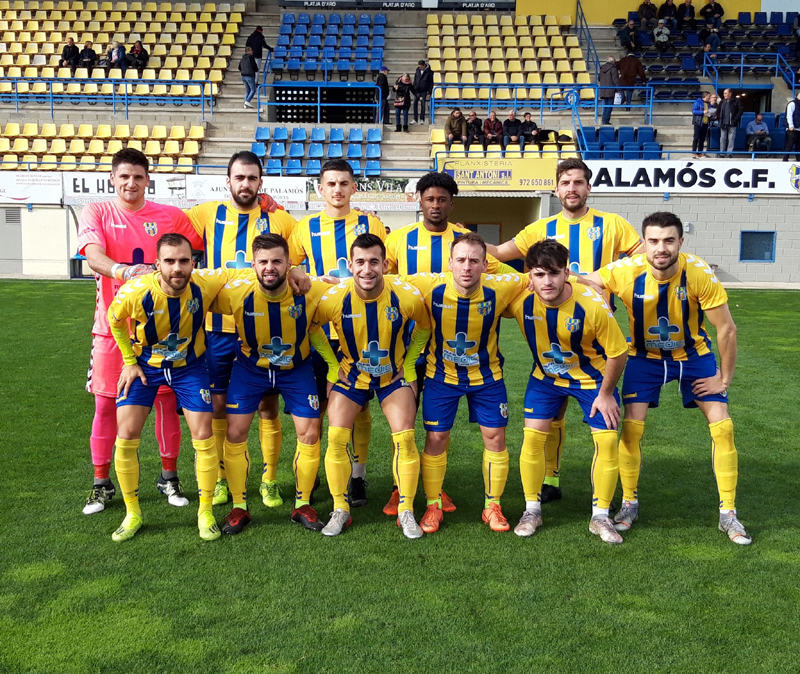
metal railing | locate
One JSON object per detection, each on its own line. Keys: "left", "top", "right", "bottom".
{"left": 255, "top": 81, "right": 380, "bottom": 122}
{"left": 703, "top": 52, "right": 797, "bottom": 95}
{"left": 267, "top": 47, "right": 384, "bottom": 80}
{"left": 575, "top": 0, "right": 600, "bottom": 78}
{"left": 0, "top": 76, "right": 216, "bottom": 119}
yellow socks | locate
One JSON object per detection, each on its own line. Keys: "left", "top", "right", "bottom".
{"left": 193, "top": 436, "right": 218, "bottom": 514}
{"left": 351, "top": 406, "right": 372, "bottom": 468}
{"left": 482, "top": 449, "right": 509, "bottom": 507}
{"left": 115, "top": 437, "right": 142, "bottom": 516}
{"left": 391, "top": 430, "right": 420, "bottom": 514}
{"left": 211, "top": 418, "right": 227, "bottom": 480}
{"left": 259, "top": 417, "right": 283, "bottom": 483}
{"left": 421, "top": 451, "right": 448, "bottom": 507}
{"left": 325, "top": 426, "right": 352, "bottom": 512}
{"left": 543, "top": 418, "right": 565, "bottom": 487}
{"left": 618, "top": 419, "right": 644, "bottom": 503}
{"left": 294, "top": 440, "right": 321, "bottom": 507}
{"left": 590, "top": 430, "right": 619, "bottom": 513}
{"left": 710, "top": 418, "right": 738, "bottom": 511}
{"left": 224, "top": 439, "right": 250, "bottom": 510}
{"left": 520, "top": 428, "right": 547, "bottom": 503}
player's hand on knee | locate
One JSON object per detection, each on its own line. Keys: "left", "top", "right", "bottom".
{"left": 692, "top": 369, "right": 726, "bottom": 396}
{"left": 118, "top": 364, "right": 147, "bottom": 399}
{"left": 590, "top": 392, "right": 620, "bottom": 430}
{"left": 287, "top": 266, "right": 311, "bottom": 294}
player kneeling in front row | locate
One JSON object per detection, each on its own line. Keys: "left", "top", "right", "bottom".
{"left": 209, "top": 234, "right": 332, "bottom": 534}
{"left": 503, "top": 240, "right": 628, "bottom": 544}
{"left": 108, "top": 234, "right": 232, "bottom": 542}
{"left": 581, "top": 211, "right": 751, "bottom": 545}
{"left": 313, "top": 234, "right": 431, "bottom": 539}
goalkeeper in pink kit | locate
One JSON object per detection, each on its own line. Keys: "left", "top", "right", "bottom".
{"left": 78, "top": 149, "right": 203, "bottom": 515}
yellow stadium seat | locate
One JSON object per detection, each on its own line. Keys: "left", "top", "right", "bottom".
{"left": 500, "top": 15, "right": 513, "bottom": 26}
{"left": 503, "top": 35, "right": 517, "bottom": 48}
{"left": 440, "top": 14, "right": 453, "bottom": 25}
{"left": 3, "top": 123, "right": 21, "bottom": 138}
{"left": 1, "top": 155, "right": 19, "bottom": 170}
{"left": 488, "top": 47, "right": 503, "bottom": 60}
{"left": 458, "top": 59, "right": 473, "bottom": 72}
{"left": 473, "top": 47, "right": 488, "bottom": 60}
{"left": 113, "top": 124, "right": 130, "bottom": 139}
{"left": 430, "top": 128, "right": 445, "bottom": 144}
{"left": 105, "top": 139, "right": 123, "bottom": 155}
{"left": 66, "top": 138, "right": 86, "bottom": 155}
{"left": 518, "top": 35, "right": 532, "bottom": 47}
{"left": 21, "top": 123, "right": 39, "bottom": 138}
{"left": 162, "top": 139, "right": 180, "bottom": 155}
{"left": 566, "top": 35, "right": 580, "bottom": 48}
{"left": 457, "top": 47, "right": 472, "bottom": 60}
{"left": 573, "top": 60, "right": 587, "bottom": 73}
{"left": 550, "top": 36, "right": 564, "bottom": 48}
{"left": 568, "top": 47, "right": 584, "bottom": 60}
{"left": 12, "top": 138, "right": 29, "bottom": 153}
{"left": 154, "top": 156, "right": 173, "bottom": 172}
{"left": 98, "top": 155, "right": 113, "bottom": 171}
{"left": 143, "top": 139, "right": 160, "bottom": 156}
{"left": 541, "top": 143, "right": 558, "bottom": 157}
{"left": 187, "top": 125, "right": 205, "bottom": 140}
{"left": 30, "top": 138, "right": 48, "bottom": 154}
{"left": 546, "top": 26, "right": 560, "bottom": 36}
{"left": 484, "top": 14, "right": 498, "bottom": 25}
{"left": 448, "top": 143, "right": 465, "bottom": 158}
{"left": 516, "top": 26, "right": 530, "bottom": 37}
{"left": 95, "top": 124, "right": 111, "bottom": 139}
{"left": 443, "top": 59, "right": 457, "bottom": 72}
{"left": 86, "top": 139, "right": 104, "bottom": 154}
{"left": 545, "top": 15, "right": 558, "bottom": 26}
{"left": 426, "top": 14, "right": 438, "bottom": 25}
{"left": 455, "top": 25, "right": 469, "bottom": 36}
{"left": 439, "top": 25, "right": 454, "bottom": 36}
{"left": 472, "top": 25, "right": 485, "bottom": 37}
{"left": 556, "top": 59, "right": 570, "bottom": 72}
{"left": 514, "top": 15, "right": 528, "bottom": 26}
{"left": 532, "top": 25, "right": 545, "bottom": 36}
{"left": 441, "top": 47, "right": 456, "bottom": 60}
{"left": 455, "top": 14, "right": 467, "bottom": 25}
{"left": 58, "top": 155, "right": 77, "bottom": 171}
{"left": 168, "top": 125, "right": 186, "bottom": 140}
{"left": 559, "top": 16, "right": 573, "bottom": 28}
{"left": 22, "top": 153, "right": 40, "bottom": 169}
{"left": 79, "top": 155, "right": 97, "bottom": 171}
{"left": 181, "top": 140, "right": 199, "bottom": 156}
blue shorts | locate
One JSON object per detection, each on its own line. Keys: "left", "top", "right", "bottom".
{"left": 117, "top": 357, "right": 212, "bottom": 413}
{"left": 330, "top": 377, "right": 411, "bottom": 407}
{"left": 422, "top": 378, "right": 508, "bottom": 432}
{"left": 311, "top": 338, "right": 339, "bottom": 401}
{"left": 206, "top": 331, "right": 238, "bottom": 395}
{"left": 524, "top": 375, "right": 621, "bottom": 431}
{"left": 622, "top": 352, "right": 728, "bottom": 409}
{"left": 226, "top": 358, "right": 321, "bottom": 418}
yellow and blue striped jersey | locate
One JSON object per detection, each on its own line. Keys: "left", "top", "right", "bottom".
{"left": 598, "top": 252, "right": 728, "bottom": 361}
{"left": 311, "top": 276, "right": 430, "bottom": 390}
{"left": 503, "top": 283, "right": 627, "bottom": 390}
{"left": 108, "top": 268, "right": 229, "bottom": 368}
{"left": 186, "top": 200, "right": 297, "bottom": 334}
{"left": 385, "top": 221, "right": 505, "bottom": 275}
{"left": 210, "top": 272, "right": 329, "bottom": 371}
{"left": 406, "top": 272, "right": 529, "bottom": 387}
{"left": 513, "top": 208, "right": 642, "bottom": 274}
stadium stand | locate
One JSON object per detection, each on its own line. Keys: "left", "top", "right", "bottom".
{"left": 429, "top": 121, "right": 579, "bottom": 160}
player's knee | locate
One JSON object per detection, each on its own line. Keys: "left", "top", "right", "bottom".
{"left": 481, "top": 426, "right": 505, "bottom": 451}
{"left": 258, "top": 396, "right": 280, "bottom": 418}
{"left": 211, "top": 394, "right": 227, "bottom": 417}
{"left": 296, "top": 421, "right": 320, "bottom": 446}
{"left": 424, "top": 431, "right": 449, "bottom": 456}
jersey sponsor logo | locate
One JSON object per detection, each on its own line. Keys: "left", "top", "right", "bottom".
{"left": 225, "top": 251, "right": 251, "bottom": 269}
{"left": 524, "top": 314, "right": 543, "bottom": 321}
{"left": 675, "top": 286, "right": 687, "bottom": 301}
{"left": 308, "top": 395, "right": 320, "bottom": 410}
{"left": 255, "top": 217, "right": 270, "bottom": 233}
{"left": 477, "top": 300, "right": 493, "bottom": 316}
{"left": 586, "top": 226, "right": 602, "bottom": 241}
{"left": 634, "top": 292, "right": 654, "bottom": 300}
{"left": 186, "top": 298, "right": 200, "bottom": 314}
{"left": 645, "top": 317, "right": 685, "bottom": 349}
{"left": 384, "top": 306, "right": 401, "bottom": 322}
{"left": 226, "top": 402, "right": 240, "bottom": 408}
{"left": 358, "top": 340, "right": 392, "bottom": 376}
{"left": 546, "top": 233, "right": 566, "bottom": 241}
{"left": 288, "top": 304, "right": 304, "bottom": 319}
{"left": 623, "top": 393, "right": 638, "bottom": 399}
{"left": 433, "top": 301, "right": 453, "bottom": 310}
{"left": 259, "top": 336, "right": 293, "bottom": 365}
{"left": 443, "top": 332, "right": 479, "bottom": 366}
{"left": 407, "top": 245, "right": 428, "bottom": 251}
{"left": 153, "top": 332, "right": 189, "bottom": 361}
{"left": 310, "top": 230, "right": 330, "bottom": 237}
{"left": 200, "top": 388, "right": 211, "bottom": 404}
{"left": 423, "top": 419, "right": 439, "bottom": 426}
{"left": 215, "top": 218, "right": 234, "bottom": 226}
{"left": 110, "top": 223, "right": 127, "bottom": 229}
{"left": 342, "top": 313, "right": 362, "bottom": 319}
{"left": 499, "top": 402, "right": 508, "bottom": 418}
{"left": 353, "top": 223, "right": 367, "bottom": 236}
{"left": 565, "top": 317, "right": 581, "bottom": 333}
{"left": 144, "top": 222, "right": 158, "bottom": 237}
{"left": 542, "top": 342, "right": 577, "bottom": 375}
{"left": 245, "top": 310, "right": 265, "bottom": 317}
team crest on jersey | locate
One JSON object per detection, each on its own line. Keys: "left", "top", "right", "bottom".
{"left": 186, "top": 298, "right": 200, "bottom": 314}
{"left": 384, "top": 307, "right": 401, "bottom": 322}
{"left": 789, "top": 165, "right": 800, "bottom": 193}
{"left": 200, "top": 388, "right": 211, "bottom": 404}
{"left": 255, "top": 217, "right": 270, "bottom": 233}
{"left": 308, "top": 395, "right": 320, "bottom": 410}
{"left": 143, "top": 222, "right": 158, "bottom": 237}
{"left": 675, "top": 286, "right": 687, "bottom": 301}
{"left": 565, "top": 318, "right": 581, "bottom": 333}
{"left": 288, "top": 304, "right": 304, "bottom": 319}
{"left": 353, "top": 223, "right": 367, "bottom": 236}
{"left": 587, "top": 226, "right": 602, "bottom": 241}
{"left": 499, "top": 403, "right": 508, "bottom": 419}
{"left": 477, "top": 300, "right": 493, "bottom": 316}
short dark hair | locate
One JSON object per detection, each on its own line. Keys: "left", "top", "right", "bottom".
{"left": 555, "top": 157, "right": 592, "bottom": 183}
{"left": 227, "top": 150, "right": 263, "bottom": 176}
{"left": 451, "top": 231, "right": 486, "bottom": 258}
{"left": 416, "top": 171, "right": 459, "bottom": 198}
{"left": 320, "top": 158, "right": 354, "bottom": 180}
{"left": 112, "top": 148, "right": 149, "bottom": 173}
{"left": 525, "top": 239, "right": 569, "bottom": 272}
{"left": 642, "top": 211, "right": 684, "bottom": 238}
{"left": 452, "top": 107, "right": 461, "bottom": 113}
{"left": 252, "top": 233, "right": 289, "bottom": 258}
{"left": 156, "top": 232, "right": 192, "bottom": 255}
{"left": 350, "top": 233, "right": 385, "bottom": 259}
{"left": 418, "top": 59, "right": 426, "bottom": 66}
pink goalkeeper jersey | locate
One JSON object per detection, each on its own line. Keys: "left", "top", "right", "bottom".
{"left": 78, "top": 200, "right": 202, "bottom": 336}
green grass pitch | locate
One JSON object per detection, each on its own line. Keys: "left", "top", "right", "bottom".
{"left": 1, "top": 281, "right": 799, "bottom": 674}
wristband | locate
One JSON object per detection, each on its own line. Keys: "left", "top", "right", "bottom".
{"left": 111, "top": 263, "right": 126, "bottom": 281}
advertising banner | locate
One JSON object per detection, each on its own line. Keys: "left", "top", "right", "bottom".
{"left": 439, "top": 158, "right": 559, "bottom": 191}
{"left": 306, "top": 177, "right": 419, "bottom": 211}
{"left": 0, "top": 173, "right": 62, "bottom": 204}
{"left": 184, "top": 175, "right": 307, "bottom": 210}
{"left": 62, "top": 172, "right": 187, "bottom": 206}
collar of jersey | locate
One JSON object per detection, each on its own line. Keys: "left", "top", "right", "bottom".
{"left": 447, "top": 273, "right": 484, "bottom": 299}
{"left": 226, "top": 200, "right": 262, "bottom": 215}
{"left": 257, "top": 283, "right": 291, "bottom": 302}
{"left": 417, "top": 220, "right": 455, "bottom": 235}
{"left": 151, "top": 271, "right": 193, "bottom": 298}
{"left": 559, "top": 207, "right": 594, "bottom": 224}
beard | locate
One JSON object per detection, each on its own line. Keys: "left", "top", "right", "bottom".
{"left": 232, "top": 189, "right": 258, "bottom": 209}
{"left": 259, "top": 271, "right": 286, "bottom": 291}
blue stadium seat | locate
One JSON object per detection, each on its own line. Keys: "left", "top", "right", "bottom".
{"left": 306, "top": 46, "right": 320, "bottom": 59}
{"left": 348, "top": 160, "right": 362, "bottom": 176}
{"left": 628, "top": 11, "right": 640, "bottom": 21}
{"left": 340, "top": 47, "right": 353, "bottom": 60}
{"left": 279, "top": 24, "right": 292, "bottom": 35}
{"left": 310, "top": 127, "right": 326, "bottom": 142}
{"left": 581, "top": 126, "right": 596, "bottom": 143}
{"left": 308, "top": 35, "right": 322, "bottom": 47}
{"left": 250, "top": 142, "right": 266, "bottom": 158}
{"left": 286, "top": 159, "right": 303, "bottom": 175}
{"left": 340, "top": 36, "right": 353, "bottom": 48}
{"left": 622, "top": 142, "right": 641, "bottom": 160}
{"left": 637, "top": 127, "right": 655, "bottom": 144}
{"left": 330, "top": 128, "right": 345, "bottom": 143}
{"left": 356, "top": 35, "right": 369, "bottom": 48}
{"left": 787, "top": 12, "right": 798, "bottom": 26}
{"left": 357, "top": 24, "right": 370, "bottom": 36}
{"left": 324, "top": 36, "right": 337, "bottom": 47}
{"left": 603, "top": 142, "right": 621, "bottom": 159}
{"left": 337, "top": 60, "right": 351, "bottom": 79}
{"left": 348, "top": 128, "right": 364, "bottom": 143}
{"left": 370, "top": 59, "right": 382, "bottom": 74}
{"left": 597, "top": 127, "right": 615, "bottom": 146}
{"left": 366, "top": 128, "right": 382, "bottom": 143}
{"left": 310, "top": 25, "right": 323, "bottom": 37}
{"left": 327, "top": 143, "right": 343, "bottom": 158}
{"left": 308, "top": 143, "right": 324, "bottom": 158}
{"left": 777, "top": 23, "right": 791, "bottom": 37}
{"left": 326, "top": 23, "right": 339, "bottom": 36}
{"left": 312, "top": 13, "right": 325, "bottom": 25}
{"left": 769, "top": 12, "right": 783, "bottom": 25}
{"left": 740, "top": 112, "right": 755, "bottom": 129}
{"left": 273, "top": 127, "right": 289, "bottom": 142}
{"left": 297, "top": 13, "right": 310, "bottom": 24}
{"left": 373, "top": 25, "right": 385, "bottom": 37}
{"left": 346, "top": 144, "right": 363, "bottom": 158}
{"left": 329, "top": 13, "right": 341, "bottom": 25}
{"left": 734, "top": 132, "right": 747, "bottom": 151}
{"left": 354, "top": 60, "right": 368, "bottom": 79}
{"left": 365, "top": 160, "right": 381, "bottom": 177}
{"left": 738, "top": 12, "right": 751, "bottom": 26}
{"left": 342, "top": 24, "right": 355, "bottom": 36}
{"left": 584, "top": 142, "right": 601, "bottom": 160}
{"left": 269, "top": 143, "right": 286, "bottom": 158}
{"left": 291, "top": 35, "right": 306, "bottom": 47}
{"left": 762, "top": 113, "right": 776, "bottom": 130}
{"left": 358, "top": 13, "right": 371, "bottom": 25}
{"left": 707, "top": 126, "right": 721, "bottom": 150}
{"left": 642, "top": 142, "right": 662, "bottom": 159}
{"left": 266, "top": 158, "right": 282, "bottom": 176}
{"left": 682, "top": 56, "right": 698, "bottom": 73}
{"left": 617, "top": 127, "right": 635, "bottom": 145}
{"left": 754, "top": 12, "right": 767, "bottom": 26}
{"left": 686, "top": 33, "right": 701, "bottom": 48}
{"left": 276, "top": 36, "right": 289, "bottom": 48}
{"left": 366, "top": 143, "right": 381, "bottom": 158}
{"left": 306, "top": 159, "right": 321, "bottom": 175}
{"left": 373, "top": 36, "right": 385, "bottom": 48}
{"left": 288, "top": 142, "right": 305, "bottom": 158}
{"left": 283, "top": 13, "right": 295, "bottom": 24}
{"left": 255, "top": 127, "right": 270, "bottom": 142}
{"left": 374, "top": 14, "right": 387, "bottom": 25}
{"left": 295, "top": 24, "right": 308, "bottom": 36}
{"left": 343, "top": 13, "right": 356, "bottom": 25}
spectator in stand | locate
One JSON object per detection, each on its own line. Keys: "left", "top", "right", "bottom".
{"left": 60, "top": 37, "right": 79, "bottom": 70}
{"left": 700, "top": 22, "right": 722, "bottom": 51}
{"left": 617, "top": 52, "right": 647, "bottom": 110}
{"left": 618, "top": 19, "right": 642, "bottom": 52}
{"left": 699, "top": 1, "right": 724, "bottom": 29}
{"left": 783, "top": 91, "right": 800, "bottom": 162}
{"left": 638, "top": 0, "right": 658, "bottom": 31}
{"left": 483, "top": 110, "right": 503, "bottom": 153}
{"left": 79, "top": 40, "right": 96, "bottom": 70}
{"left": 794, "top": 15, "right": 800, "bottom": 56}
{"left": 411, "top": 60, "right": 433, "bottom": 126}
{"left": 653, "top": 19, "right": 671, "bottom": 52}
{"left": 238, "top": 46, "right": 257, "bottom": 109}
{"left": 520, "top": 112, "right": 538, "bottom": 147}
{"left": 677, "top": 0, "right": 696, "bottom": 30}
{"left": 717, "top": 88, "right": 741, "bottom": 158}
{"left": 393, "top": 73, "right": 413, "bottom": 132}
{"left": 658, "top": 0, "right": 678, "bottom": 31}
{"left": 745, "top": 113, "right": 772, "bottom": 153}
{"left": 126, "top": 40, "right": 149, "bottom": 73}
{"left": 246, "top": 26, "right": 273, "bottom": 72}
{"left": 695, "top": 42, "right": 717, "bottom": 67}
{"left": 376, "top": 66, "right": 390, "bottom": 124}
{"left": 502, "top": 110, "right": 525, "bottom": 152}
{"left": 598, "top": 56, "right": 620, "bottom": 126}
{"left": 691, "top": 92, "right": 712, "bottom": 157}
{"left": 108, "top": 41, "right": 127, "bottom": 74}
{"left": 444, "top": 107, "right": 467, "bottom": 149}
{"left": 464, "top": 111, "right": 484, "bottom": 151}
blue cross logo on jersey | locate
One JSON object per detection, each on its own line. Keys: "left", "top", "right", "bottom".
{"left": 565, "top": 318, "right": 581, "bottom": 333}
{"left": 384, "top": 307, "right": 400, "bottom": 322}
{"left": 155, "top": 333, "right": 189, "bottom": 361}
{"left": 568, "top": 261, "right": 586, "bottom": 276}
{"left": 288, "top": 304, "right": 303, "bottom": 319}
{"left": 354, "top": 223, "right": 367, "bottom": 236}
{"left": 648, "top": 317, "right": 681, "bottom": 342}
{"left": 675, "top": 286, "right": 687, "bottom": 301}
{"left": 327, "top": 257, "right": 352, "bottom": 278}
{"left": 362, "top": 340, "right": 389, "bottom": 366}
{"left": 260, "top": 336, "right": 292, "bottom": 365}
{"left": 186, "top": 298, "right": 200, "bottom": 314}
{"left": 255, "top": 217, "right": 270, "bottom": 233}
{"left": 446, "top": 332, "right": 477, "bottom": 356}
{"left": 477, "top": 300, "right": 493, "bottom": 316}
{"left": 225, "top": 250, "right": 252, "bottom": 269}
{"left": 543, "top": 342, "right": 573, "bottom": 365}
{"left": 144, "top": 222, "right": 158, "bottom": 237}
